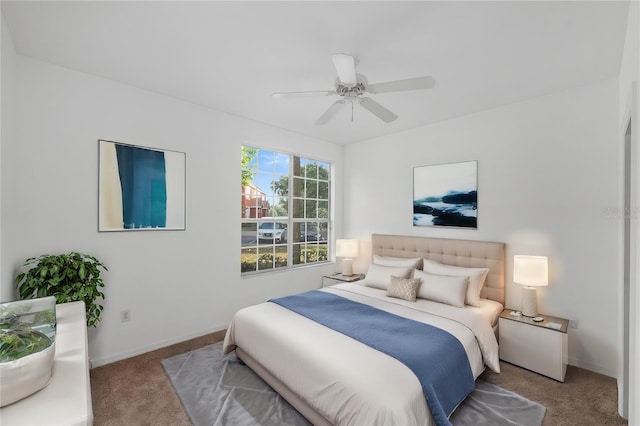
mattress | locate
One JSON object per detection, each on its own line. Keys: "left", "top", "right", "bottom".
{"left": 473, "top": 298, "right": 505, "bottom": 327}
{"left": 223, "top": 283, "right": 500, "bottom": 425}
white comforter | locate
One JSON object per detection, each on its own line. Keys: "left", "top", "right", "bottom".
{"left": 223, "top": 283, "right": 500, "bottom": 426}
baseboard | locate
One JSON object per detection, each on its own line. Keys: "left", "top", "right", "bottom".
{"left": 90, "top": 324, "right": 227, "bottom": 368}
{"left": 569, "top": 357, "right": 617, "bottom": 379}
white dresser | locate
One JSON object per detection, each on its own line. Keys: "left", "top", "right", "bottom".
{"left": 0, "top": 301, "right": 93, "bottom": 425}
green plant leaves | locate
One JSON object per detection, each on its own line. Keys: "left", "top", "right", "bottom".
{"left": 15, "top": 252, "right": 108, "bottom": 327}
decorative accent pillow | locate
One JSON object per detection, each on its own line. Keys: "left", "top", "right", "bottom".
{"left": 386, "top": 276, "right": 421, "bottom": 302}
{"left": 360, "top": 264, "right": 413, "bottom": 290}
{"left": 422, "top": 259, "right": 489, "bottom": 307}
{"left": 373, "top": 255, "right": 422, "bottom": 270}
{"left": 413, "top": 270, "right": 469, "bottom": 307}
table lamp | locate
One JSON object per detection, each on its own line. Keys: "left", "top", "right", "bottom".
{"left": 335, "top": 239, "right": 359, "bottom": 276}
{"left": 513, "top": 255, "right": 548, "bottom": 317}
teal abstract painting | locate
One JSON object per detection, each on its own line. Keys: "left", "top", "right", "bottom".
{"left": 99, "top": 140, "right": 185, "bottom": 231}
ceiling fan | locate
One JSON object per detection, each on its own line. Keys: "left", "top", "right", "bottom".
{"left": 272, "top": 53, "right": 436, "bottom": 125}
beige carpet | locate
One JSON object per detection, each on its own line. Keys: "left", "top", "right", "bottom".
{"left": 91, "top": 330, "right": 628, "bottom": 426}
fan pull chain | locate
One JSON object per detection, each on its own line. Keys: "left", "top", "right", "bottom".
{"left": 351, "top": 101, "right": 354, "bottom": 122}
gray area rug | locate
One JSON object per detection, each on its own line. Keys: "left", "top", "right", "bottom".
{"left": 162, "top": 342, "right": 545, "bottom": 426}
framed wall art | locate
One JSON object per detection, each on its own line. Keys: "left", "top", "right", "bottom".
{"left": 413, "top": 160, "right": 477, "bottom": 228}
{"left": 99, "top": 139, "right": 186, "bottom": 231}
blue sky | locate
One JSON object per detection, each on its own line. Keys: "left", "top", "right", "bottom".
{"left": 246, "top": 148, "right": 329, "bottom": 196}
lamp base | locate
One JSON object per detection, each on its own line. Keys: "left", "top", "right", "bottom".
{"left": 341, "top": 259, "right": 353, "bottom": 276}
{"left": 521, "top": 286, "right": 538, "bottom": 317}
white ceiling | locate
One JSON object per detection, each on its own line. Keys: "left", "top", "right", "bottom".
{"left": 1, "top": 1, "right": 630, "bottom": 144}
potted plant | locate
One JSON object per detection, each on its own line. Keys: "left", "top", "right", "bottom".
{"left": 15, "top": 252, "right": 107, "bottom": 327}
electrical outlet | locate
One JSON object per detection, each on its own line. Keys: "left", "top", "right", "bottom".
{"left": 121, "top": 309, "right": 131, "bottom": 323}
{"left": 570, "top": 319, "right": 578, "bottom": 329}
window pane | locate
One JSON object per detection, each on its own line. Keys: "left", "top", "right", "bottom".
{"left": 243, "top": 149, "right": 258, "bottom": 170}
{"left": 241, "top": 248, "right": 257, "bottom": 272}
{"left": 273, "top": 152, "right": 289, "bottom": 174}
{"left": 241, "top": 146, "right": 258, "bottom": 190}
{"left": 317, "top": 161, "right": 329, "bottom": 180}
{"left": 258, "top": 221, "right": 288, "bottom": 244}
{"left": 294, "top": 244, "right": 328, "bottom": 264}
{"left": 255, "top": 172, "right": 273, "bottom": 195}
{"left": 268, "top": 196, "right": 288, "bottom": 217}
{"left": 305, "top": 200, "right": 317, "bottom": 218}
{"left": 306, "top": 245, "right": 328, "bottom": 263}
{"left": 258, "top": 246, "right": 275, "bottom": 270}
{"left": 241, "top": 187, "right": 268, "bottom": 219}
{"left": 292, "top": 177, "right": 305, "bottom": 197}
{"left": 292, "top": 198, "right": 304, "bottom": 218}
{"left": 318, "top": 181, "right": 328, "bottom": 200}
{"left": 304, "top": 160, "right": 317, "bottom": 178}
{"left": 300, "top": 244, "right": 315, "bottom": 264}
{"left": 241, "top": 223, "right": 257, "bottom": 247}
{"left": 300, "top": 221, "right": 321, "bottom": 243}
{"left": 319, "top": 222, "right": 329, "bottom": 243}
{"left": 304, "top": 178, "right": 317, "bottom": 199}
{"left": 241, "top": 192, "right": 247, "bottom": 218}
{"left": 257, "top": 150, "right": 275, "bottom": 173}
{"left": 242, "top": 146, "right": 331, "bottom": 274}
{"left": 296, "top": 157, "right": 308, "bottom": 177}
{"left": 317, "top": 201, "right": 329, "bottom": 219}
{"left": 274, "top": 245, "right": 288, "bottom": 268}
{"left": 292, "top": 243, "right": 304, "bottom": 265}
{"left": 270, "top": 175, "right": 288, "bottom": 197}
{"left": 291, "top": 222, "right": 302, "bottom": 243}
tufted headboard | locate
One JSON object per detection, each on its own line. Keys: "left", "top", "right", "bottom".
{"left": 371, "top": 234, "right": 506, "bottom": 305}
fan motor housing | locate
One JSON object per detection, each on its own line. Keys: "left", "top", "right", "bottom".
{"left": 335, "top": 74, "right": 368, "bottom": 98}
{"left": 336, "top": 83, "right": 365, "bottom": 97}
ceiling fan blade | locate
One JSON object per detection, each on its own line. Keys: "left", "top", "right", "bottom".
{"left": 359, "top": 97, "right": 398, "bottom": 123}
{"left": 367, "top": 76, "right": 436, "bottom": 94}
{"left": 331, "top": 53, "right": 357, "bottom": 85}
{"left": 272, "top": 90, "right": 335, "bottom": 99}
{"left": 315, "top": 100, "right": 346, "bottom": 125}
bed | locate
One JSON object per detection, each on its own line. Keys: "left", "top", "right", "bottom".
{"left": 223, "top": 234, "right": 505, "bottom": 425}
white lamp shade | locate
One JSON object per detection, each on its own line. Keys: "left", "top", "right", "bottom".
{"left": 513, "top": 255, "right": 548, "bottom": 287}
{"left": 335, "top": 239, "right": 359, "bottom": 258}
{"left": 336, "top": 239, "right": 358, "bottom": 276}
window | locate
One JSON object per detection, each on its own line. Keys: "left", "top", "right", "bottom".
{"left": 241, "top": 146, "right": 330, "bottom": 273}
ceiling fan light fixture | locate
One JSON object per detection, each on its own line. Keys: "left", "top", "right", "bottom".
{"left": 273, "top": 54, "right": 435, "bottom": 125}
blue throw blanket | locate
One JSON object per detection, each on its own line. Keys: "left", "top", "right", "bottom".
{"left": 270, "top": 290, "right": 474, "bottom": 426}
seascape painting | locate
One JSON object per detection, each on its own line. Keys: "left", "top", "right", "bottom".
{"left": 413, "top": 161, "right": 477, "bottom": 228}
{"left": 99, "top": 140, "right": 186, "bottom": 231}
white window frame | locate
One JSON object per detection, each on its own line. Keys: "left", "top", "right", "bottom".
{"left": 241, "top": 146, "right": 331, "bottom": 275}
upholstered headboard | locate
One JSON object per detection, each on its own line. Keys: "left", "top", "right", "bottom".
{"left": 371, "top": 234, "right": 506, "bottom": 305}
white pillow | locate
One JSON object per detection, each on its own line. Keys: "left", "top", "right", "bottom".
{"left": 373, "top": 255, "right": 422, "bottom": 269}
{"left": 413, "top": 270, "right": 468, "bottom": 308}
{"left": 422, "top": 259, "right": 489, "bottom": 307}
{"left": 361, "top": 263, "right": 413, "bottom": 290}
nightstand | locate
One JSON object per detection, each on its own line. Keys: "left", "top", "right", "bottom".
{"left": 321, "top": 273, "right": 363, "bottom": 287}
{"left": 499, "top": 308, "right": 569, "bottom": 382}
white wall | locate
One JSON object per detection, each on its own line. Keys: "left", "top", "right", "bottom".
{"left": 1, "top": 55, "right": 343, "bottom": 366}
{"left": 0, "top": 12, "right": 17, "bottom": 301}
{"left": 617, "top": 0, "right": 640, "bottom": 421}
{"left": 0, "top": 4, "right": 629, "bottom": 389}
{"left": 344, "top": 79, "right": 620, "bottom": 377}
